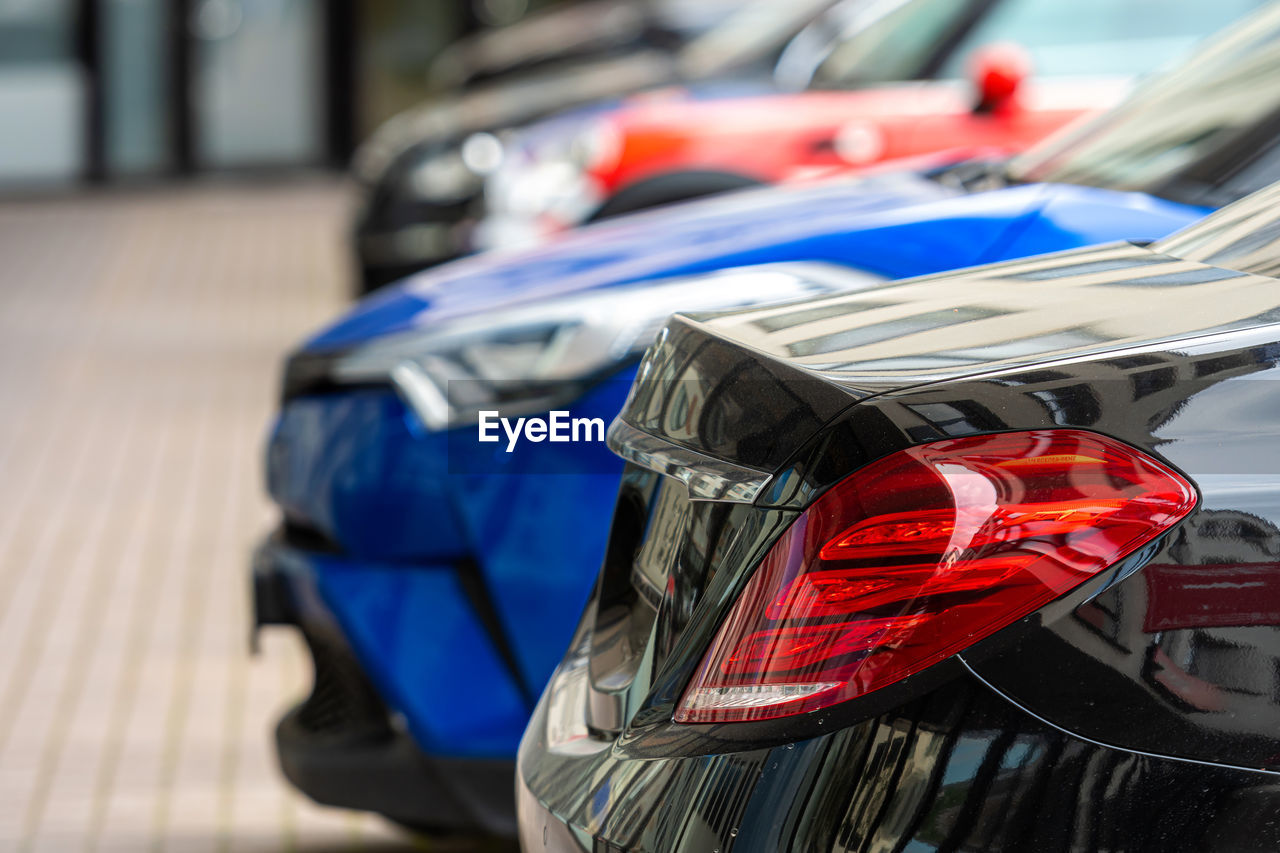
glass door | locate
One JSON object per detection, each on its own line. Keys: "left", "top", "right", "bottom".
{"left": 191, "top": 0, "right": 324, "bottom": 169}
{"left": 0, "top": 0, "right": 84, "bottom": 184}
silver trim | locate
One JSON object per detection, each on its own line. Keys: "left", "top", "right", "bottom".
{"left": 388, "top": 360, "right": 453, "bottom": 431}
{"left": 606, "top": 419, "right": 772, "bottom": 503}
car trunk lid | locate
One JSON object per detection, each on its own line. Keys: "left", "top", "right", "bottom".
{"left": 584, "top": 237, "right": 1280, "bottom": 734}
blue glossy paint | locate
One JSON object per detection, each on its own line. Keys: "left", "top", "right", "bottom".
{"left": 308, "top": 178, "right": 1205, "bottom": 350}
{"left": 268, "top": 382, "right": 630, "bottom": 755}
{"left": 313, "top": 553, "right": 530, "bottom": 756}
{"left": 269, "top": 390, "right": 462, "bottom": 562}
{"left": 270, "top": 174, "right": 1210, "bottom": 760}
{"left": 443, "top": 377, "right": 632, "bottom": 690}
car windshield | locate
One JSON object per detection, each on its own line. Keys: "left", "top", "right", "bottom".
{"left": 810, "top": 0, "right": 1266, "bottom": 88}
{"left": 677, "top": 0, "right": 839, "bottom": 78}
{"left": 1154, "top": 180, "right": 1280, "bottom": 278}
{"left": 1008, "top": 4, "right": 1280, "bottom": 206}
{"left": 439, "top": 1, "right": 644, "bottom": 78}
{"left": 647, "top": 0, "right": 775, "bottom": 37}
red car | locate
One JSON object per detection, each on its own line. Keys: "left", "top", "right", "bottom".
{"left": 478, "top": 0, "right": 1263, "bottom": 250}
{"left": 587, "top": 61, "right": 1113, "bottom": 193}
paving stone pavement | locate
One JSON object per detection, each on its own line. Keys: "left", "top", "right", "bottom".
{"left": 0, "top": 182, "right": 475, "bottom": 852}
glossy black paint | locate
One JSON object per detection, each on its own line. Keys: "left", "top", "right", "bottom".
{"left": 522, "top": 671, "right": 1280, "bottom": 853}
{"left": 519, "top": 186, "right": 1280, "bottom": 850}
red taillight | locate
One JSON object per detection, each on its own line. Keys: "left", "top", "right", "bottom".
{"left": 674, "top": 430, "right": 1197, "bottom": 724}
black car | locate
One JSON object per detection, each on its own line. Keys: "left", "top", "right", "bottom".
{"left": 516, "top": 177, "right": 1280, "bottom": 851}
{"left": 352, "top": 0, "right": 838, "bottom": 292}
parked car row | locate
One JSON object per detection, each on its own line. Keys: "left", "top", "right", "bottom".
{"left": 354, "top": 0, "right": 1261, "bottom": 292}
{"left": 352, "top": 0, "right": 837, "bottom": 290}
{"left": 254, "top": 2, "right": 1280, "bottom": 850}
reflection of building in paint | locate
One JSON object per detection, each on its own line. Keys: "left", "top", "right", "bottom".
{"left": 1138, "top": 509, "right": 1280, "bottom": 714}
{"left": 702, "top": 222, "right": 1280, "bottom": 396}
{"left": 1066, "top": 506, "right": 1280, "bottom": 726}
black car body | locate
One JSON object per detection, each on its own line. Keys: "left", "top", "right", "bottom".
{"left": 352, "top": 0, "right": 838, "bottom": 292}
{"left": 428, "top": 0, "right": 739, "bottom": 91}
{"left": 516, "top": 182, "right": 1280, "bottom": 851}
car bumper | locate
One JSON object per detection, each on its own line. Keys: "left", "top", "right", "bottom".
{"left": 253, "top": 535, "right": 518, "bottom": 837}
{"left": 516, "top": 667, "right": 1280, "bottom": 852}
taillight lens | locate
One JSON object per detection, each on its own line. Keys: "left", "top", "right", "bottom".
{"left": 675, "top": 430, "right": 1196, "bottom": 724}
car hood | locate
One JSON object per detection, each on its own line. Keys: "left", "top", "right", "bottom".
{"left": 601, "top": 78, "right": 1126, "bottom": 136}
{"left": 507, "top": 78, "right": 787, "bottom": 152}
{"left": 307, "top": 172, "right": 960, "bottom": 351}
{"left": 353, "top": 50, "right": 679, "bottom": 184}
{"left": 304, "top": 174, "right": 1200, "bottom": 353}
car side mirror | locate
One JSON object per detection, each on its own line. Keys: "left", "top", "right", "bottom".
{"left": 970, "top": 43, "right": 1032, "bottom": 115}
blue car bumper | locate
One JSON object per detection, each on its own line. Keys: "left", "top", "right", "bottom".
{"left": 254, "top": 381, "right": 630, "bottom": 832}
{"left": 252, "top": 534, "right": 521, "bottom": 835}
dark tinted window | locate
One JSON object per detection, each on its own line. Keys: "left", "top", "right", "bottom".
{"left": 1155, "top": 181, "right": 1280, "bottom": 278}
{"left": 810, "top": 0, "right": 983, "bottom": 87}
{"left": 1011, "top": 5, "right": 1280, "bottom": 202}
{"left": 937, "top": 0, "right": 1265, "bottom": 78}
{"left": 810, "top": 0, "right": 1264, "bottom": 88}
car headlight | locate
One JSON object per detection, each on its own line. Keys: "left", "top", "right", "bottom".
{"left": 460, "top": 131, "right": 505, "bottom": 175}
{"left": 477, "top": 121, "right": 619, "bottom": 251}
{"left": 567, "top": 121, "right": 621, "bottom": 173}
{"left": 497, "top": 160, "right": 601, "bottom": 220}
{"left": 387, "top": 131, "right": 507, "bottom": 208}
{"left": 282, "top": 263, "right": 885, "bottom": 430}
{"left": 406, "top": 146, "right": 485, "bottom": 205}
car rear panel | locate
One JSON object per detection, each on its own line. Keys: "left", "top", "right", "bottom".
{"left": 520, "top": 217, "right": 1280, "bottom": 849}
{"left": 611, "top": 237, "right": 1280, "bottom": 758}
{"left": 520, "top": 669, "right": 1280, "bottom": 852}
{"left": 621, "top": 240, "right": 1280, "bottom": 472}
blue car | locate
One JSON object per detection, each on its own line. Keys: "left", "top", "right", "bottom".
{"left": 253, "top": 11, "right": 1280, "bottom": 836}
